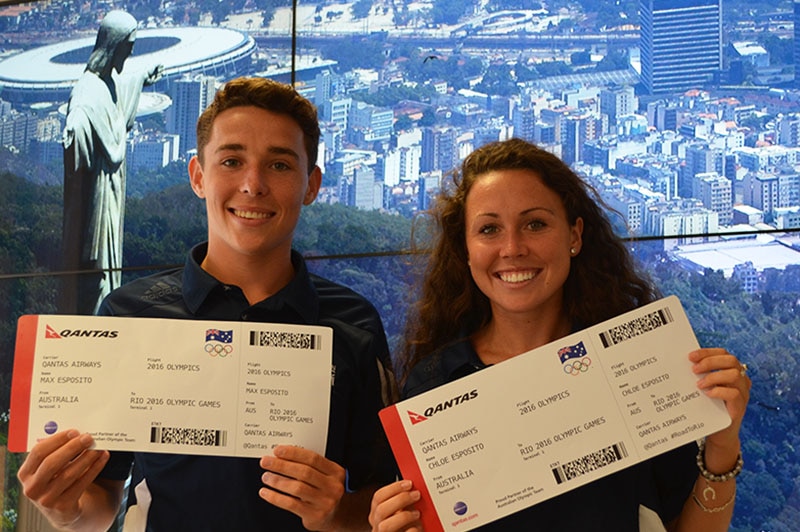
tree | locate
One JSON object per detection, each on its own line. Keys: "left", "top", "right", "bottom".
{"left": 475, "top": 62, "right": 518, "bottom": 97}
{"left": 429, "top": 0, "right": 478, "bottom": 25}
{"left": 351, "top": 0, "right": 373, "bottom": 20}
{"left": 319, "top": 35, "right": 386, "bottom": 72}
{"left": 394, "top": 114, "right": 413, "bottom": 132}
{"left": 419, "top": 109, "right": 437, "bottom": 127}
{"left": 570, "top": 50, "right": 592, "bottom": 66}
{"left": 595, "top": 48, "right": 630, "bottom": 72}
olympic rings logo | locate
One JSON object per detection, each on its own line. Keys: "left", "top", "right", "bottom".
{"left": 205, "top": 343, "right": 233, "bottom": 357}
{"left": 563, "top": 357, "right": 591, "bottom": 375}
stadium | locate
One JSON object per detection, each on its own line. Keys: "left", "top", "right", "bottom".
{"left": 0, "top": 26, "right": 257, "bottom": 105}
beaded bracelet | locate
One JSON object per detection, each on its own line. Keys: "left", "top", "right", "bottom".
{"left": 696, "top": 439, "right": 744, "bottom": 482}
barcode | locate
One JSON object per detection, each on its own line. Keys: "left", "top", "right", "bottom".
{"left": 599, "top": 307, "right": 673, "bottom": 348}
{"left": 249, "top": 330, "right": 322, "bottom": 350}
{"left": 551, "top": 441, "right": 628, "bottom": 484}
{"left": 150, "top": 426, "right": 227, "bottom": 447}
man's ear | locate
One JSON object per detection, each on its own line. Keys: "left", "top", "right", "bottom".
{"left": 303, "top": 166, "right": 322, "bottom": 206}
{"left": 188, "top": 156, "right": 205, "bottom": 199}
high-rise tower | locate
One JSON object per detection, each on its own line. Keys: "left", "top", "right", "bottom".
{"left": 166, "top": 74, "right": 217, "bottom": 155}
{"left": 795, "top": 0, "right": 800, "bottom": 86}
{"left": 639, "top": 0, "right": 722, "bottom": 95}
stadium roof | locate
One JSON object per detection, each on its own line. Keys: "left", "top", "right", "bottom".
{"left": 669, "top": 233, "right": 800, "bottom": 276}
{"left": 0, "top": 26, "right": 255, "bottom": 103}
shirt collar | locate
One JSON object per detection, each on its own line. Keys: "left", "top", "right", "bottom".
{"left": 440, "top": 337, "right": 487, "bottom": 381}
{"left": 182, "top": 243, "right": 319, "bottom": 323}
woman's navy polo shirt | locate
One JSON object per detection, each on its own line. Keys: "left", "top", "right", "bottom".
{"left": 97, "top": 244, "right": 397, "bottom": 531}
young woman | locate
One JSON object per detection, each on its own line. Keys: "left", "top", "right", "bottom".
{"left": 370, "top": 138, "right": 750, "bottom": 531}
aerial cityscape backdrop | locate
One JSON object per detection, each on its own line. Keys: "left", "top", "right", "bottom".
{"left": 0, "top": 0, "right": 799, "bottom": 288}
{"left": 0, "top": 2, "right": 798, "bottom": 531}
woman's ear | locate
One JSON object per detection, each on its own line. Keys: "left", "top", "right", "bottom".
{"left": 570, "top": 217, "right": 584, "bottom": 255}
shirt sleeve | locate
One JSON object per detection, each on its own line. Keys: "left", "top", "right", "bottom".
{"left": 349, "top": 326, "right": 399, "bottom": 490}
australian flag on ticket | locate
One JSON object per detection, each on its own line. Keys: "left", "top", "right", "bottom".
{"left": 558, "top": 341, "right": 587, "bottom": 363}
{"left": 206, "top": 329, "right": 233, "bottom": 343}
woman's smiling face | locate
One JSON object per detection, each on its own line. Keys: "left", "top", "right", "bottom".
{"left": 464, "top": 168, "right": 583, "bottom": 322}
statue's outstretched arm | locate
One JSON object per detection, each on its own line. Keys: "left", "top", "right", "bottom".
{"left": 144, "top": 64, "right": 164, "bottom": 87}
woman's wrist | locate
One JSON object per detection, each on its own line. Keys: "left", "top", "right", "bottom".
{"left": 696, "top": 439, "right": 743, "bottom": 481}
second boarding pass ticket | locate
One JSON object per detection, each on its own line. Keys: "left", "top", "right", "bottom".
{"left": 9, "top": 314, "right": 333, "bottom": 457}
{"left": 379, "top": 295, "right": 732, "bottom": 532}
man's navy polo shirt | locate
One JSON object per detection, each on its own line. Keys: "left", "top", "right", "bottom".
{"left": 97, "top": 244, "right": 397, "bottom": 531}
{"left": 404, "top": 338, "right": 698, "bottom": 531}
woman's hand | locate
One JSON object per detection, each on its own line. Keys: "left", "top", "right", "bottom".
{"left": 369, "top": 480, "right": 423, "bottom": 532}
{"left": 690, "top": 348, "right": 751, "bottom": 471}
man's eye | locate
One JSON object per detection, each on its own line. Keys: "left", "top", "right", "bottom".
{"left": 221, "top": 159, "right": 240, "bottom": 168}
{"left": 272, "top": 161, "right": 290, "bottom": 171}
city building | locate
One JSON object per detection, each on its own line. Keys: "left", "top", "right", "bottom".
{"left": 421, "top": 126, "right": 458, "bottom": 174}
{"left": 599, "top": 85, "right": 637, "bottom": 126}
{"left": 639, "top": 0, "right": 723, "bottom": 94}
{"left": 166, "top": 74, "right": 217, "bottom": 155}
{"left": 694, "top": 171, "right": 733, "bottom": 225}
{"left": 127, "top": 133, "right": 180, "bottom": 170}
{"left": 795, "top": 0, "right": 800, "bottom": 87}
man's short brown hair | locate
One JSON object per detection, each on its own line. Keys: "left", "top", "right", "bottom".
{"left": 195, "top": 77, "right": 320, "bottom": 172}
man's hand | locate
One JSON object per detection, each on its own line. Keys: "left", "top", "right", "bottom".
{"left": 17, "top": 430, "right": 114, "bottom": 530}
{"left": 259, "top": 445, "right": 347, "bottom": 531}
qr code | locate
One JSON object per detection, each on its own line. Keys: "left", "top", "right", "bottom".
{"left": 551, "top": 442, "right": 628, "bottom": 484}
{"left": 249, "top": 330, "right": 322, "bottom": 350}
{"left": 598, "top": 307, "right": 673, "bottom": 348}
{"left": 150, "top": 426, "right": 227, "bottom": 447}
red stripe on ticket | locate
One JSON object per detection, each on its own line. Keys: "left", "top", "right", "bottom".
{"left": 10, "top": 315, "right": 38, "bottom": 452}
{"left": 379, "top": 405, "right": 444, "bottom": 532}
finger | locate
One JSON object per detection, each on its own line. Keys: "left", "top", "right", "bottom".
{"left": 689, "top": 349, "right": 739, "bottom": 374}
{"left": 261, "top": 458, "right": 320, "bottom": 492}
{"left": 20, "top": 431, "right": 98, "bottom": 494}
{"left": 258, "top": 483, "right": 338, "bottom": 530}
{"left": 373, "top": 510, "right": 422, "bottom": 532}
{"left": 372, "top": 480, "right": 415, "bottom": 510}
{"left": 38, "top": 450, "right": 110, "bottom": 508}
{"left": 259, "top": 484, "right": 302, "bottom": 510}
{"left": 374, "top": 492, "right": 421, "bottom": 523}
{"left": 699, "top": 376, "right": 750, "bottom": 433}
{"left": 261, "top": 469, "right": 306, "bottom": 499}
{"left": 702, "top": 382, "right": 748, "bottom": 403}
{"left": 19, "top": 430, "right": 84, "bottom": 479}
{"left": 266, "top": 446, "right": 343, "bottom": 477}
{"left": 696, "top": 367, "right": 742, "bottom": 389}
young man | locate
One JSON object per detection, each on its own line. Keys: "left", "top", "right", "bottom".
{"left": 17, "top": 77, "right": 397, "bottom": 531}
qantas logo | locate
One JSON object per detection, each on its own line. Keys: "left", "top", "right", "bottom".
{"left": 407, "top": 410, "right": 427, "bottom": 425}
{"left": 406, "top": 389, "right": 479, "bottom": 424}
{"left": 45, "top": 324, "right": 119, "bottom": 339}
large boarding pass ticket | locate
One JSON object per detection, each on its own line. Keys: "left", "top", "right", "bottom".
{"left": 9, "top": 314, "right": 333, "bottom": 457}
{"left": 379, "top": 296, "right": 732, "bottom": 532}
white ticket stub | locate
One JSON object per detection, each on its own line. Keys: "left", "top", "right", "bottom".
{"left": 10, "top": 314, "right": 333, "bottom": 458}
{"left": 379, "top": 296, "right": 731, "bottom": 532}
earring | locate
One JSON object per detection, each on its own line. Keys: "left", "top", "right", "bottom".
{"left": 569, "top": 248, "right": 576, "bottom": 255}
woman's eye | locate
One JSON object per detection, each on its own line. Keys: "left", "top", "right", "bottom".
{"left": 527, "top": 220, "right": 545, "bottom": 230}
{"left": 479, "top": 225, "right": 498, "bottom": 235}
